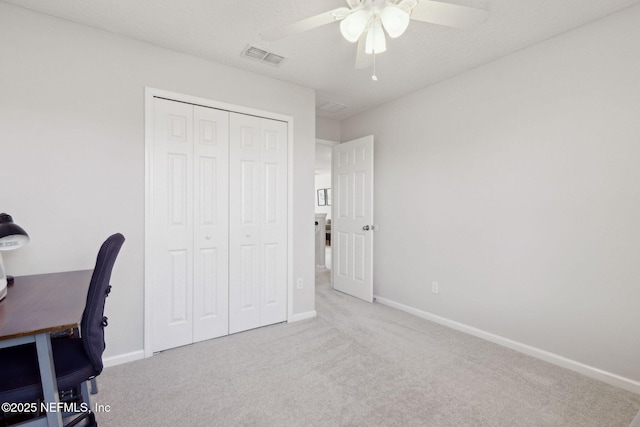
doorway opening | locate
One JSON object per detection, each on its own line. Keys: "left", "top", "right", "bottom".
{"left": 315, "top": 139, "right": 337, "bottom": 273}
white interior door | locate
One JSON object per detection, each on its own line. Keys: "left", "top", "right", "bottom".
{"left": 151, "top": 98, "right": 229, "bottom": 352}
{"left": 229, "top": 113, "right": 288, "bottom": 334}
{"left": 332, "top": 135, "right": 374, "bottom": 302}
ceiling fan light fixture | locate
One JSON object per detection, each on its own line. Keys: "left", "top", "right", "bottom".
{"left": 365, "top": 20, "right": 386, "bottom": 54}
{"left": 340, "top": 9, "right": 370, "bottom": 43}
{"left": 380, "top": 5, "right": 410, "bottom": 38}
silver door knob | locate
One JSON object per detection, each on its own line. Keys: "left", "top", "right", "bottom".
{"left": 362, "top": 225, "right": 370, "bottom": 231}
{"left": 205, "top": 235, "right": 212, "bottom": 240}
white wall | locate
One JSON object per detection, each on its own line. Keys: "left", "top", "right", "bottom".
{"left": 316, "top": 116, "right": 341, "bottom": 142}
{"left": 342, "top": 5, "right": 640, "bottom": 387}
{"left": 0, "top": 3, "right": 316, "bottom": 360}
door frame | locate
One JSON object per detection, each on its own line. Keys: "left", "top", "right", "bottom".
{"left": 143, "top": 87, "right": 294, "bottom": 358}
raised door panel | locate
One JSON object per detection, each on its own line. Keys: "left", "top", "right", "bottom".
{"left": 336, "top": 231, "right": 350, "bottom": 278}
{"left": 350, "top": 167, "right": 368, "bottom": 288}
{"left": 334, "top": 172, "right": 351, "bottom": 282}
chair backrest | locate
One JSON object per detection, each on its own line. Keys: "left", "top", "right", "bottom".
{"left": 80, "top": 233, "right": 125, "bottom": 374}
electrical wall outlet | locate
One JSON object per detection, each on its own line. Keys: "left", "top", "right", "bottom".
{"left": 296, "top": 278, "right": 304, "bottom": 290}
{"left": 431, "top": 281, "right": 439, "bottom": 294}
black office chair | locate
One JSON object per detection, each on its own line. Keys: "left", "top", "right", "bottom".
{"left": 0, "top": 233, "right": 125, "bottom": 426}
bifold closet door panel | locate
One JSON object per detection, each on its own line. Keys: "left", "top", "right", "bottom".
{"left": 151, "top": 99, "right": 230, "bottom": 352}
{"left": 229, "top": 113, "right": 288, "bottom": 334}
{"left": 192, "top": 105, "right": 230, "bottom": 343}
{"left": 258, "top": 118, "right": 288, "bottom": 328}
{"left": 151, "top": 98, "right": 195, "bottom": 352}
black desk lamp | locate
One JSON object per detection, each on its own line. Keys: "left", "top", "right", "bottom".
{"left": 0, "top": 213, "right": 30, "bottom": 301}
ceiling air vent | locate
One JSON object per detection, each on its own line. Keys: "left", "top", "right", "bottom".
{"left": 317, "top": 101, "right": 348, "bottom": 114}
{"left": 241, "top": 45, "right": 285, "bottom": 67}
{"left": 263, "top": 52, "right": 285, "bottom": 66}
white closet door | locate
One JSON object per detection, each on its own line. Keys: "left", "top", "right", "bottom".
{"left": 151, "top": 98, "right": 195, "bottom": 352}
{"left": 229, "top": 113, "right": 288, "bottom": 334}
{"left": 259, "top": 118, "right": 288, "bottom": 327}
{"left": 192, "top": 106, "right": 230, "bottom": 342}
{"left": 151, "top": 100, "right": 230, "bottom": 352}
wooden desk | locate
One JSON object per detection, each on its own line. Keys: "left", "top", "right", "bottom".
{"left": 0, "top": 270, "right": 93, "bottom": 427}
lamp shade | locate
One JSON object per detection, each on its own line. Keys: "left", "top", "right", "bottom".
{"left": 340, "top": 9, "right": 370, "bottom": 43}
{"left": 0, "top": 213, "right": 30, "bottom": 250}
{"left": 381, "top": 5, "right": 410, "bottom": 38}
{"left": 365, "top": 19, "right": 387, "bottom": 54}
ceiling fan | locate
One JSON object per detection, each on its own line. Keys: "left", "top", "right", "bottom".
{"left": 261, "top": 0, "right": 489, "bottom": 79}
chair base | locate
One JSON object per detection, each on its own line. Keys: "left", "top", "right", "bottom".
{"left": 64, "top": 411, "right": 97, "bottom": 427}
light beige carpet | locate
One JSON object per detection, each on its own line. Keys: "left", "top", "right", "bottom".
{"left": 94, "top": 269, "right": 640, "bottom": 426}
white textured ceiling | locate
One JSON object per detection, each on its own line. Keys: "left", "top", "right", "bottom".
{"left": 4, "top": 0, "right": 640, "bottom": 120}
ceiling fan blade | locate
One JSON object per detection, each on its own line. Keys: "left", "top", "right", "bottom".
{"left": 355, "top": 35, "right": 372, "bottom": 69}
{"left": 261, "top": 7, "right": 351, "bottom": 41}
{"left": 409, "top": 0, "right": 489, "bottom": 30}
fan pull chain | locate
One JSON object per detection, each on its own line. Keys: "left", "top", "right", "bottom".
{"left": 372, "top": 51, "right": 378, "bottom": 81}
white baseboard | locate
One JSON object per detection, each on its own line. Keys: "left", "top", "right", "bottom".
{"left": 103, "top": 312, "right": 318, "bottom": 368}
{"left": 374, "top": 295, "right": 640, "bottom": 395}
{"left": 289, "top": 310, "right": 317, "bottom": 323}
{"left": 103, "top": 350, "right": 145, "bottom": 368}
{"left": 107, "top": 313, "right": 318, "bottom": 367}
